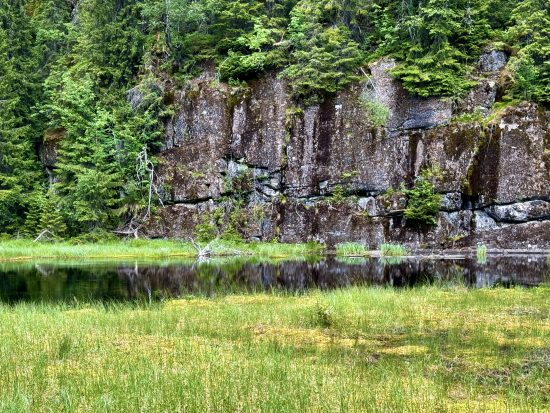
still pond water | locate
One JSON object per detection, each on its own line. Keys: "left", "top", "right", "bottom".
{"left": 0, "top": 255, "right": 548, "bottom": 303}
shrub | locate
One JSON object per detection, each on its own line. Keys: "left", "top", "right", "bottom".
{"left": 69, "top": 228, "right": 118, "bottom": 244}
{"left": 404, "top": 177, "right": 442, "bottom": 226}
{"left": 360, "top": 97, "right": 390, "bottom": 127}
{"left": 313, "top": 302, "right": 333, "bottom": 328}
{"left": 331, "top": 185, "right": 347, "bottom": 203}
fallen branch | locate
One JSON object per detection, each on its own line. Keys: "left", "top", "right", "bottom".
{"left": 189, "top": 237, "right": 217, "bottom": 261}
{"left": 34, "top": 230, "right": 56, "bottom": 243}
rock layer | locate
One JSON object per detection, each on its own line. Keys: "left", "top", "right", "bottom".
{"left": 141, "top": 60, "right": 550, "bottom": 250}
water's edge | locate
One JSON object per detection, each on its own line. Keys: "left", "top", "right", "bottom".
{"left": 1, "top": 254, "right": 548, "bottom": 303}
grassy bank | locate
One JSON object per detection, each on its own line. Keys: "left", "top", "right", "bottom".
{"left": 0, "top": 239, "right": 325, "bottom": 262}
{"left": 1, "top": 287, "right": 549, "bottom": 412}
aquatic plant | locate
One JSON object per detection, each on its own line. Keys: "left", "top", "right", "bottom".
{"left": 379, "top": 243, "right": 408, "bottom": 257}
{"left": 335, "top": 242, "right": 370, "bottom": 257}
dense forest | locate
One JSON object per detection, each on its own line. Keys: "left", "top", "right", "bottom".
{"left": 0, "top": 0, "right": 548, "bottom": 238}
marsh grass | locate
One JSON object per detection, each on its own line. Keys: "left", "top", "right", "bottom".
{"left": 335, "top": 242, "right": 370, "bottom": 257}
{"left": 1, "top": 287, "right": 549, "bottom": 412}
{"left": 0, "top": 239, "right": 325, "bottom": 262}
{"left": 380, "top": 243, "right": 408, "bottom": 257}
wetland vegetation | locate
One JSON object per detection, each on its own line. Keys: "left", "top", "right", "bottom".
{"left": 1, "top": 286, "right": 549, "bottom": 412}
{"left": 0, "top": 239, "right": 325, "bottom": 262}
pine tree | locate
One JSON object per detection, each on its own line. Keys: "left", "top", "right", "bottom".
{"left": 0, "top": 0, "right": 43, "bottom": 233}
{"left": 507, "top": 0, "right": 550, "bottom": 105}
{"left": 283, "top": 1, "right": 363, "bottom": 103}
{"left": 39, "top": 190, "right": 67, "bottom": 237}
{"left": 389, "top": 0, "right": 490, "bottom": 97}
{"left": 22, "top": 192, "right": 46, "bottom": 238}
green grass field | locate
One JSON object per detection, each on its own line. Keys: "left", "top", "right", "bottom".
{"left": 1, "top": 286, "right": 549, "bottom": 412}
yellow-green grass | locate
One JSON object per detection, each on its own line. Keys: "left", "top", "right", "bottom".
{"left": 380, "top": 243, "right": 408, "bottom": 257}
{"left": 335, "top": 242, "right": 370, "bottom": 257}
{"left": 0, "top": 239, "right": 325, "bottom": 262}
{"left": 1, "top": 287, "right": 550, "bottom": 412}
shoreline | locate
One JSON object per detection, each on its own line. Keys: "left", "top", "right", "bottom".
{"left": 0, "top": 239, "right": 548, "bottom": 263}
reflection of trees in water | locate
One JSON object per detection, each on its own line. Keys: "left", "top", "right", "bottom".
{"left": 0, "top": 256, "right": 548, "bottom": 303}
{"left": 0, "top": 264, "right": 126, "bottom": 302}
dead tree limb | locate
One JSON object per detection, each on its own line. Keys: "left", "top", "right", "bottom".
{"left": 34, "top": 230, "right": 56, "bottom": 243}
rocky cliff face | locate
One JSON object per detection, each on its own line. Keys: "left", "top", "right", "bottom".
{"left": 141, "top": 52, "right": 550, "bottom": 250}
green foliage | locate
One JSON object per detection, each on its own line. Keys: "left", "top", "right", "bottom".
{"left": 388, "top": 0, "right": 489, "bottom": 97}
{"left": 313, "top": 301, "right": 334, "bottom": 328}
{"left": 360, "top": 97, "right": 390, "bottom": 127}
{"left": 335, "top": 242, "right": 369, "bottom": 257}
{"left": 195, "top": 215, "right": 219, "bottom": 243}
{"left": 39, "top": 191, "right": 67, "bottom": 237}
{"left": 505, "top": 0, "right": 550, "bottom": 105}
{"left": 379, "top": 243, "right": 408, "bottom": 257}
{"left": 0, "top": 0, "right": 547, "bottom": 238}
{"left": 0, "top": 0, "right": 43, "bottom": 233}
{"left": 330, "top": 185, "right": 347, "bottom": 203}
{"left": 282, "top": 2, "right": 363, "bottom": 103}
{"left": 404, "top": 176, "right": 442, "bottom": 226}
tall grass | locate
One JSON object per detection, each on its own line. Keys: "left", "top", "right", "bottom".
{"left": 0, "top": 239, "right": 325, "bottom": 262}
{"left": 0, "top": 286, "right": 549, "bottom": 412}
{"left": 335, "top": 242, "right": 369, "bottom": 257}
{"left": 379, "top": 243, "right": 408, "bottom": 257}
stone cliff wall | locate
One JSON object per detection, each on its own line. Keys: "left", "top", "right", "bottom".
{"left": 142, "top": 53, "right": 550, "bottom": 250}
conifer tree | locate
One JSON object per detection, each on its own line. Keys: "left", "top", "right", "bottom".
{"left": 0, "top": 0, "right": 43, "bottom": 232}
{"left": 22, "top": 192, "right": 45, "bottom": 238}
{"left": 39, "top": 190, "right": 67, "bottom": 237}
{"left": 507, "top": 0, "right": 550, "bottom": 105}
{"left": 283, "top": 0, "right": 363, "bottom": 103}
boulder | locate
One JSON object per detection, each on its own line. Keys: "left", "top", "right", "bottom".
{"left": 486, "top": 200, "right": 550, "bottom": 222}
{"left": 456, "top": 50, "right": 507, "bottom": 115}
{"left": 458, "top": 220, "right": 550, "bottom": 250}
{"left": 157, "top": 73, "right": 232, "bottom": 202}
{"left": 144, "top": 202, "right": 214, "bottom": 239}
{"left": 140, "top": 66, "right": 550, "bottom": 250}
{"left": 279, "top": 200, "right": 386, "bottom": 248}
{"left": 39, "top": 128, "right": 64, "bottom": 167}
{"left": 440, "top": 193, "right": 463, "bottom": 212}
{"left": 478, "top": 50, "right": 507, "bottom": 73}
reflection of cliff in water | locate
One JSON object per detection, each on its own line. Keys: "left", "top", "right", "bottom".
{"left": 0, "top": 256, "right": 548, "bottom": 303}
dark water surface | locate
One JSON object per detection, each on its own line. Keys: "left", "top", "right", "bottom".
{"left": 0, "top": 255, "right": 548, "bottom": 303}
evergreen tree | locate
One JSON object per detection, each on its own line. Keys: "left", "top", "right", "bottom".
{"left": 0, "top": 0, "right": 43, "bottom": 233}
{"left": 22, "top": 191, "right": 45, "bottom": 237}
{"left": 39, "top": 190, "right": 67, "bottom": 237}
{"left": 283, "top": 0, "right": 363, "bottom": 103}
{"left": 0, "top": 0, "right": 547, "bottom": 237}
{"left": 507, "top": 0, "right": 550, "bottom": 105}
{"left": 389, "top": 0, "right": 490, "bottom": 97}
